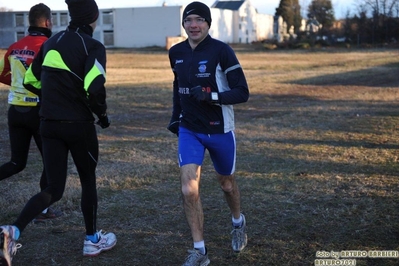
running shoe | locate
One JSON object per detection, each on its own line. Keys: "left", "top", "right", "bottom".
{"left": 231, "top": 214, "right": 248, "bottom": 252}
{"left": 83, "top": 230, "right": 117, "bottom": 256}
{"left": 182, "top": 249, "right": 210, "bottom": 266}
{"left": 0, "top": 225, "right": 21, "bottom": 266}
{"left": 33, "top": 208, "right": 63, "bottom": 224}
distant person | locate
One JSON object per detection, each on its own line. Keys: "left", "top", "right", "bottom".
{"left": 167, "top": 1, "right": 250, "bottom": 265}
{"left": 0, "top": 3, "right": 62, "bottom": 222}
{"left": 0, "top": 0, "right": 116, "bottom": 265}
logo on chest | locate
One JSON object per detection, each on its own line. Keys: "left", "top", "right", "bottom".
{"left": 196, "top": 60, "right": 211, "bottom": 78}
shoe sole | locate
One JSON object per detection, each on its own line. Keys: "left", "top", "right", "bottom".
{"left": 32, "top": 219, "right": 52, "bottom": 224}
{"left": 33, "top": 217, "right": 63, "bottom": 224}
{"left": 83, "top": 240, "right": 117, "bottom": 257}
{"left": 201, "top": 259, "right": 210, "bottom": 266}
{"left": 233, "top": 246, "right": 247, "bottom": 252}
{"left": 33, "top": 213, "right": 63, "bottom": 224}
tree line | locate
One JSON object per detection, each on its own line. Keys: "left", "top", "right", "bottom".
{"left": 275, "top": 0, "right": 399, "bottom": 46}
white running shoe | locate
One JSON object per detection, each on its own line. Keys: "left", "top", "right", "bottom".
{"left": 231, "top": 214, "right": 248, "bottom": 252}
{"left": 0, "top": 225, "right": 21, "bottom": 266}
{"left": 83, "top": 230, "right": 116, "bottom": 257}
{"left": 182, "top": 249, "right": 210, "bottom": 266}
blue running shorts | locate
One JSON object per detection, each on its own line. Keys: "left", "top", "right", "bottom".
{"left": 178, "top": 127, "right": 236, "bottom": 175}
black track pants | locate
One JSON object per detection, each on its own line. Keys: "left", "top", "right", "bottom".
{"left": 0, "top": 105, "right": 47, "bottom": 190}
{"left": 14, "top": 121, "right": 99, "bottom": 235}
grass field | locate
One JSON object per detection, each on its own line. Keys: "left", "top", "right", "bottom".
{"left": 0, "top": 47, "right": 398, "bottom": 265}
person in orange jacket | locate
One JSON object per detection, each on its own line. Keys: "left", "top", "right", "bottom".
{"left": 0, "top": 3, "right": 62, "bottom": 222}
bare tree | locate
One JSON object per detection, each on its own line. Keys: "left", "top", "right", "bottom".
{"left": 354, "top": 0, "right": 399, "bottom": 44}
{"left": 361, "top": 0, "right": 399, "bottom": 16}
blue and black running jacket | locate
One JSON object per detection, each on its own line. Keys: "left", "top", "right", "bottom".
{"left": 168, "top": 34, "right": 249, "bottom": 134}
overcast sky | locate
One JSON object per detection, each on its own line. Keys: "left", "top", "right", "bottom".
{"left": 0, "top": 0, "right": 357, "bottom": 19}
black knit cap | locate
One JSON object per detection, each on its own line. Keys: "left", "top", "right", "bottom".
{"left": 182, "top": 1, "right": 212, "bottom": 27}
{"left": 65, "top": 0, "right": 99, "bottom": 26}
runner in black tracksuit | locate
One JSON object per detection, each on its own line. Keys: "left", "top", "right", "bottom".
{"left": 0, "top": 0, "right": 116, "bottom": 261}
{"left": 21, "top": 18, "right": 109, "bottom": 237}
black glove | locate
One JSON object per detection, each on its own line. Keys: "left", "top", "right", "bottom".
{"left": 167, "top": 120, "right": 179, "bottom": 136}
{"left": 96, "top": 113, "right": 110, "bottom": 129}
{"left": 189, "top": 85, "right": 210, "bottom": 102}
{"left": 189, "top": 85, "right": 219, "bottom": 103}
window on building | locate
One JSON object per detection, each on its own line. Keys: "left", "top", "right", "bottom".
{"left": 51, "top": 13, "right": 58, "bottom": 26}
{"left": 239, "top": 24, "right": 241, "bottom": 30}
{"left": 104, "top": 30, "right": 114, "bottom": 46}
{"left": 102, "top": 11, "right": 113, "bottom": 25}
{"left": 17, "top": 31, "right": 25, "bottom": 41}
{"left": 60, "top": 13, "right": 68, "bottom": 26}
{"left": 15, "top": 14, "right": 25, "bottom": 27}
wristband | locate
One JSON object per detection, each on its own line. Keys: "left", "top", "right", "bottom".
{"left": 211, "top": 92, "right": 219, "bottom": 103}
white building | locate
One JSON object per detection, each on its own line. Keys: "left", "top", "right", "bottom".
{"left": 0, "top": 0, "right": 281, "bottom": 49}
{"left": 212, "top": 0, "right": 274, "bottom": 44}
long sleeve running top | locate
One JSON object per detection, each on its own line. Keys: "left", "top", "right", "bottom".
{"left": 168, "top": 34, "right": 249, "bottom": 134}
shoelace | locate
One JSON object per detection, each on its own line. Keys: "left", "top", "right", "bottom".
{"left": 10, "top": 242, "right": 22, "bottom": 256}
{"left": 185, "top": 249, "right": 203, "bottom": 263}
{"left": 97, "top": 230, "right": 106, "bottom": 238}
{"left": 231, "top": 227, "right": 245, "bottom": 242}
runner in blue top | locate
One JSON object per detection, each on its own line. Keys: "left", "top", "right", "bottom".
{"left": 167, "top": 2, "right": 249, "bottom": 265}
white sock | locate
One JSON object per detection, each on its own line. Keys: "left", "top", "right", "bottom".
{"left": 194, "top": 241, "right": 206, "bottom": 255}
{"left": 232, "top": 214, "right": 243, "bottom": 227}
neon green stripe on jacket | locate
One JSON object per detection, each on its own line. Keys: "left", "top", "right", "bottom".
{"left": 84, "top": 59, "right": 105, "bottom": 93}
{"left": 25, "top": 50, "right": 71, "bottom": 91}
{"left": 43, "top": 50, "right": 71, "bottom": 71}
{"left": 24, "top": 64, "right": 41, "bottom": 90}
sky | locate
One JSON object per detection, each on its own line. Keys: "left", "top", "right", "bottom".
{"left": 0, "top": 0, "right": 357, "bottom": 19}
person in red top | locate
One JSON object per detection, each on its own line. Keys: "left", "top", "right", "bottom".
{"left": 0, "top": 3, "right": 62, "bottom": 222}
{"left": 1, "top": 0, "right": 116, "bottom": 264}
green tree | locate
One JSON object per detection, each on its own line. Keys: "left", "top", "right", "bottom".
{"left": 276, "top": 0, "right": 302, "bottom": 33}
{"left": 307, "top": 0, "right": 335, "bottom": 30}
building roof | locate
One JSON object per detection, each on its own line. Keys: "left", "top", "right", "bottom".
{"left": 212, "top": 0, "right": 245, "bottom": 11}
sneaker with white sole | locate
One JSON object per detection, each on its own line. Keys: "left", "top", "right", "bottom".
{"left": 231, "top": 214, "right": 247, "bottom": 252}
{"left": 83, "top": 230, "right": 116, "bottom": 257}
{"left": 182, "top": 249, "right": 210, "bottom": 266}
{"left": 0, "top": 225, "right": 21, "bottom": 266}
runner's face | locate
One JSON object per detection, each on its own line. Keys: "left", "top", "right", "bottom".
{"left": 183, "top": 15, "right": 209, "bottom": 45}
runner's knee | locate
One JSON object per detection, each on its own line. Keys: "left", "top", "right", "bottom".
{"left": 219, "top": 176, "right": 235, "bottom": 193}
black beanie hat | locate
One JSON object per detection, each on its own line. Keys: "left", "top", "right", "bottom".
{"left": 65, "top": 0, "right": 99, "bottom": 26}
{"left": 182, "top": 1, "right": 212, "bottom": 27}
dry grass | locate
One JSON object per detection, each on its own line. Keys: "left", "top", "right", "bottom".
{"left": 0, "top": 47, "right": 399, "bottom": 265}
